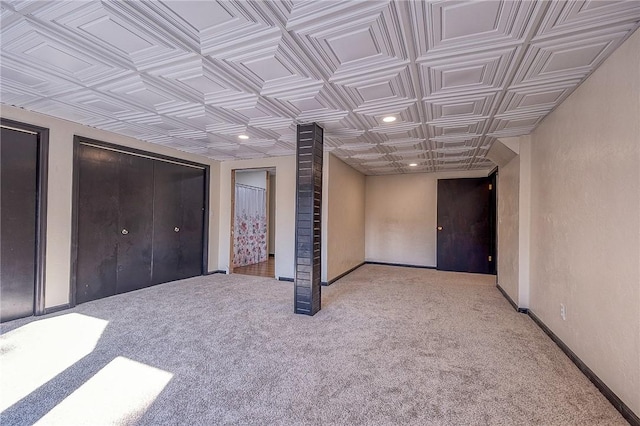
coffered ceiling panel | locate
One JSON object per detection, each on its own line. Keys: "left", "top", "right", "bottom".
{"left": 412, "top": 0, "right": 539, "bottom": 59}
{"left": 1, "top": 0, "right": 639, "bottom": 175}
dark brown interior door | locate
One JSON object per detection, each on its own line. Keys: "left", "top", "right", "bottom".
{"left": 437, "top": 177, "right": 494, "bottom": 274}
{"left": 0, "top": 128, "right": 38, "bottom": 322}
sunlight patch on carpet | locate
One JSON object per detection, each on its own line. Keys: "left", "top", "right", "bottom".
{"left": 35, "top": 356, "right": 173, "bottom": 426}
{"left": 0, "top": 313, "right": 108, "bottom": 412}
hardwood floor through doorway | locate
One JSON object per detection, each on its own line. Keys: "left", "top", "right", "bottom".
{"left": 233, "top": 256, "right": 275, "bottom": 278}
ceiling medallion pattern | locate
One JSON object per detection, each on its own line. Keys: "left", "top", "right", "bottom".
{"left": 1, "top": 1, "right": 639, "bottom": 174}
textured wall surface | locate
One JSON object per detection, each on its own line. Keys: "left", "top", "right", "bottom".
{"left": 365, "top": 170, "right": 489, "bottom": 267}
{"left": 0, "top": 105, "right": 220, "bottom": 308}
{"left": 497, "top": 156, "right": 520, "bottom": 304}
{"left": 529, "top": 29, "right": 640, "bottom": 413}
{"left": 365, "top": 173, "right": 437, "bottom": 267}
{"left": 322, "top": 154, "right": 366, "bottom": 283}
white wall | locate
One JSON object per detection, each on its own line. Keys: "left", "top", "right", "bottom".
{"left": 528, "top": 29, "right": 640, "bottom": 414}
{"left": 497, "top": 156, "right": 520, "bottom": 303}
{"left": 235, "top": 170, "right": 267, "bottom": 189}
{"left": 517, "top": 137, "right": 531, "bottom": 308}
{"left": 218, "top": 156, "right": 296, "bottom": 279}
{"left": 0, "top": 104, "right": 220, "bottom": 309}
{"left": 496, "top": 135, "right": 532, "bottom": 309}
{"left": 321, "top": 154, "right": 365, "bottom": 283}
{"left": 365, "top": 170, "right": 490, "bottom": 267}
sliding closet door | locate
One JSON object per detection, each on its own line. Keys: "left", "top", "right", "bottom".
{"left": 152, "top": 162, "right": 204, "bottom": 284}
{"left": 76, "top": 145, "right": 120, "bottom": 303}
{"left": 0, "top": 128, "right": 38, "bottom": 322}
{"left": 115, "top": 153, "right": 154, "bottom": 293}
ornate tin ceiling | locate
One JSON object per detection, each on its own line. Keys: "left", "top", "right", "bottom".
{"left": 1, "top": 1, "right": 639, "bottom": 174}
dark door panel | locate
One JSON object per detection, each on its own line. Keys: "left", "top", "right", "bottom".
{"left": 437, "top": 178, "right": 494, "bottom": 274}
{"left": 0, "top": 128, "right": 37, "bottom": 322}
{"left": 152, "top": 161, "right": 183, "bottom": 284}
{"left": 179, "top": 167, "right": 205, "bottom": 279}
{"left": 76, "top": 145, "right": 119, "bottom": 303}
{"left": 116, "top": 153, "right": 154, "bottom": 293}
{"left": 152, "top": 163, "right": 204, "bottom": 284}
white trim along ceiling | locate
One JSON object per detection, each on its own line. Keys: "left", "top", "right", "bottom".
{"left": 1, "top": 1, "right": 639, "bottom": 175}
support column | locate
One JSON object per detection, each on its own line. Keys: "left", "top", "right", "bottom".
{"left": 294, "top": 123, "right": 323, "bottom": 315}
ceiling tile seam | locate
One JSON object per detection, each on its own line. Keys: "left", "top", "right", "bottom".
{"left": 394, "top": 0, "right": 431, "bottom": 163}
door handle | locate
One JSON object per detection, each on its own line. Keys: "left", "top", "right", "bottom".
{"left": 174, "top": 227, "right": 180, "bottom": 232}
{"left": 121, "top": 229, "right": 129, "bottom": 235}
{"left": 437, "top": 226, "right": 443, "bottom": 231}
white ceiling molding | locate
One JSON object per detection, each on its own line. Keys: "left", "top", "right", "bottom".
{"left": 1, "top": 0, "right": 639, "bottom": 175}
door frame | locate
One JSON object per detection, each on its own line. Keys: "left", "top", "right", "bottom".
{"left": 70, "top": 136, "right": 210, "bottom": 307}
{"left": 229, "top": 167, "right": 273, "bottom": 275}
{"left": 488, "top": 169, "right": 498, "bottom": 275}
{"left": 0, "top": 118, "right": 49, "bottom": 316}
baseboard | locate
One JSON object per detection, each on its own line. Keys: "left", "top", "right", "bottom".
{"left": 43, "top": 304, "right": 71, "bottom": 315}
{"left": 365, "top": 261, "right": 436, "bottom": 269}
{"left": 205, "top": 270, "right": 226, "bottom": 275}
{"left": 322, "top": 262, "right": 365, "bottom": 286}
{"left": 496, "top": 284, "right": 528, "bottom": 314}
{"left": 278, "top": 277, "right": 294, "bottom": 282}
{"left": 528, "top": 310, "right": 639, "bottom": 426}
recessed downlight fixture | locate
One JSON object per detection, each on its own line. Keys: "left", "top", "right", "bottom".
{"left": 409, "top": 163, "right": 418, "bottom": 167}
{"left": 238, "top": 134, "right": 249, "bottom": 140}
{"left": 382, "top": 116, "right": 397, "bottom": 123}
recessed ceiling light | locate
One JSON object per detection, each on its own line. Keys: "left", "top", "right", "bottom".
{"left": 382, "top": 116, "right": 397, "bottom": 123}
{"left": 409, "top": 163, "right": 418, "bottom": 167}
{"left": 238, "top": 134, "right": 249, "bottom": 140}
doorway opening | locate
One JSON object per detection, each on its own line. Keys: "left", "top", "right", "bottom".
{"left": 230, "top": 168, "right": 276, "bottom": 278}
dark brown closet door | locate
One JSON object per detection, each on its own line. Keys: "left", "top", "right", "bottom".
{"left": 152, "top": 161, "right": 183, "bottom": 284}
{"left": 152, "top": 162, "right": 204, "bottom": 284}
{"left": 178, "top": 166, "right": 205, "bottom": 279}
{"left": 76, "top": 145, "right": 120, "bottom": 303}
{"left": 0, "top": 128, "right": 37, "bottom": 322}
{"left": 77, "top": 145, "right": 154, "bottom": 301}
{"left": 115, "top": 153, "right": 154, "bottom": 293}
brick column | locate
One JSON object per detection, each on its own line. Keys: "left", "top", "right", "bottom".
{"left": 294, "top": 123, "right": 323, "bottom": 315}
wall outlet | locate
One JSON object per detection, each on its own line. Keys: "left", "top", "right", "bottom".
{"left": 560, "top": 303, "right": 567, "bottom": 320}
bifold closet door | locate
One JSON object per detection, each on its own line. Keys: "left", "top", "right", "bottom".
{"left": 76, "top": 145, "right": 154, "bottom": 302}
{"left": 115, "top": 153, "right": 154, "bottom": 293}
{"left": 152, "top": 162, "right": 204, "bottom": 284}
{"left": 177, "top": 165, "right": 205, "bottom": 279}
{"left": 76, "top": 145, "right": 119, "bottom": 304}
{"left": 0, "top": 128, "right": 38, "bottom": 322}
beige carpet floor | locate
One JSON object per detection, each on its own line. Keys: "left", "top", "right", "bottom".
{"left": 0, "top": 265, "right": 627, "bottom": 425}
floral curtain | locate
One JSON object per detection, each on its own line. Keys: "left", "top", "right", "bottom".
{"left": 233, "top": 183, "right": 267, "bottom": 267}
